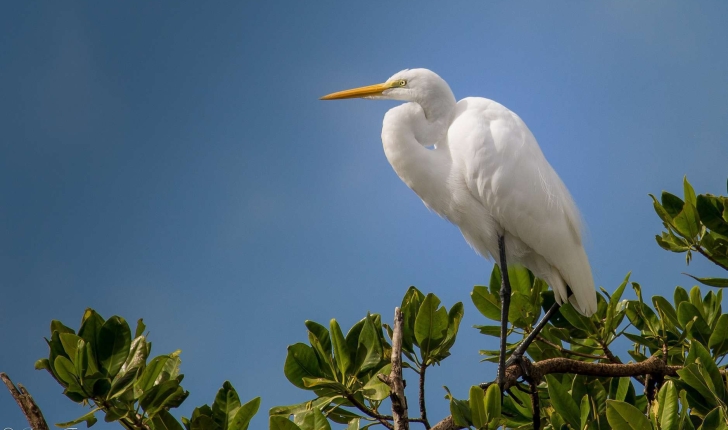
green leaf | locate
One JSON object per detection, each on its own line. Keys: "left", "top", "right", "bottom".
{"left": 151, "top": 409, "right": 185, "bottom": 430}
{"left": 651, "top": 194, "right": 673, "bottom": 224}
{"left": 135, "top": 318, "right": 147, "bottom": 339}
{"left": 139, "top": 379, "right": 189, "bottom": 417}
{"left": 56, "top": 408, "right": 100, "bottom": 428}
{"left": 97, "top": 316, "right": 132, "bottom": 378}
{"left": 400, "top": 286, "right": 425, "bottom": 351}
{"left": 697, "top": 194, "right": 728, "bottom": 236}
{"left": 684, "top": 274, "right": 728, "bottom": 288}
{"left": 414, "top": 294, "right": 449, "bottom": 361}
{"left": 546, "top": 375, "right": 581, "bottom": 429}
{"left": 658, "top": 381, "right": 678, "bottom": 430}
{"left": 652, "top": 296, "right": 680, "bottom": 330}
{"left": 305, "top": 321, "right": 332, "bottom": 353}
{"left": 676, "top": 364, "right": 718, "bottom": 407}
{"left": 59, "top": 333, "right": 82, "bottom": 363}
{"left": 54, "top": 355, "right": 78, "bottom": 386}
{"left": 431, "top": 302, "right": 464, "bottom": 360}
{"left": 346, "top": 418, "right": 359, "bottom": 430}
{"left": 269, "top": 416, "right": 302, "bottom": 430}
{"left": 355, "top": 313, "right": 383, "bottom": 373}
{"left": 484, "top": 383, "right": 501, "bottom": 426}
{"left": 78, "top": 309, "right": 104, "bottom": 340}
{"left": 662, "top": 192, "right": 685, "bottom": 218}
{"left": 190, "top": 415, "right": 219, "bottom": 430}
{"left": 446, "top": 387, "right": 471, "bottom": 428}
{"left": 701, "top": 407, "right": 728, "bottom": 430}
{"left": 686, "top": 342, "right": 725, "bottom": 401}
{"left": 212, "top": 381, "right": 242, "bottom": 429}
{"left": 108, "top": 364, "right": 140, "bottom": 400}
{"left": 329, "top": 319, "right": 351, "bottom": 378}
{"left": 361, "top": 364, "right": 391, "bottom": 401}
{"left": 506, "top": 265, "right": 534, "bottom": 296}
{"left": 301, "top": 377, "right": 346, "bottom": 392}
{"left": 293, "top": 407, "right": 331, "bottom": 430}
{"left": 684, "top": 176, "right": 697, "bottom": 207}
{"left": 51, "top": 320, "right": 75, "bottom": 335}
{"left": 35, "top": 358, "right": 51, "bottom": 371}
{"left": 606, "top": 400, "right": 652, "bottom": 430}
{"left": 229, "top": 397, "right": 261, "bottom": 430}
{"left": 469, "top": 385, "right": 486, "bottom": 429}
{"left": 580, "top": 395, "right": 591, "bottom": 430}
{"left": 136, "top": 355, "right": 171, "bottom": 394}
{"left": 471, "top": 286, "right": 501, "bottom": 321}
{"left": 284, "top": 343, "right": 323, "bottom": 390}
{"left": 613, "top": 377, "right": 630, "bottom": 402}
{"left": 606, "top": 273, "right": 631, "bottom": 332}
{"left": 673, "top": 200, "right": 700, "bottom": 239}
{"left": 709, "top": 314, "right": 728, "bottom": 357}
{"left": 678, "top": 302, "right": 711, "bottom": 344}
{"left": 560, "top": 302, "right": 596, "bottom": 333}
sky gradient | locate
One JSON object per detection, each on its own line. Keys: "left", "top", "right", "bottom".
{"left": 1, "top": 1, "right": 727, "bottom": 428}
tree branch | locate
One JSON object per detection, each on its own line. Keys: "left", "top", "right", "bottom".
{"left": 382, "top": 307, "right": 409, "bottom": 430}
{"left": 1, "top": 372, "right": 50, "bottom": 430}
{"left": 430, "top": 355, "right": 679, "bottom": 430}
{"left": 528, "top": 377, "right": 540, "bottom": 430}
{"left": 418, "top": 366, "right": 430, "bottom": 429}
{"left": 694, "top": 244, "right": 728, "bottom": 271}
{"left": 344, "top": 393, "right": 395, "bottom": 430}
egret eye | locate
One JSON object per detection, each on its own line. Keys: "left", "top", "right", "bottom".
{"left": 399, "top": 80, "right": 407, "bottom": 87}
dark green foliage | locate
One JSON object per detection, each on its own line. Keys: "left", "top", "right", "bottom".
{"left": 38, "top": 309, "right": 258, "bottom": 430}
{"left": 273, "top": 291, "right": 463, "bottom": 429}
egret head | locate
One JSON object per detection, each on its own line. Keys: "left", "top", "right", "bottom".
{"left": 320, "top": 68, "right": 454, "bottom": 106}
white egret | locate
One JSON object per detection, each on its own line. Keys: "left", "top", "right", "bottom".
{"left": 321, "top": 68, "right": 596, "bottom": 385}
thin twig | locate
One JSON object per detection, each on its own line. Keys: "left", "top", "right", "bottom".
{"left": 528, "top": 378, "right": 540, "bottom": 430}
{"left": 1, "top": 372, "right": 50, "bottom": 430}
{"left": 419, "top": 366, "right": 430, "bottom": 429}
{"left": 344, "top": 394, "right": 395, "bottom": 430}
{"left": 695, "top": 244, "right": 728, "bottom": 271}
{"left": 535, "top": 335, "right": 607, "bottom": 360}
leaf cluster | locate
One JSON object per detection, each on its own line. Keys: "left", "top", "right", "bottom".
{"left": 272, "top": 288, "right": 463, "bottom": 429}
{"left": 36, "top": 309, "right": 258, "bottom": 430}
{"left": 652, "top": 176, "right": 728, "bottom": 285}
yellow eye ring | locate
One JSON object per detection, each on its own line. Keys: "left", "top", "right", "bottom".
{"left": 399, "top": 80, "right": 407, "bottom": 87}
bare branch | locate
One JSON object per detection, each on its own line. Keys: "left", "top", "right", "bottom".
{"left": 528, "top": 378, "right": 540, "bottom": 430}
{"left": 431, "top": 355, "right": 679, "bottom": 430}
{"left": 1, "top": 372, "right": 50, "bottom": 430}
{"left": 387, "top": 307, "right": 409, "bottom": 430}
{"left": 418, "top": 366, "right": 430, "bottom": 429}
{"left": 344, "top": 394, "right": 395, "bottom": 430}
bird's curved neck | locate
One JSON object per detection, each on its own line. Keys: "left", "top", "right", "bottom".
{"left": 381, "top": 102, "right": 455, "bottom": 217}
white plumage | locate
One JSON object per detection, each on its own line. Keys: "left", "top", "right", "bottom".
{"left": 323, "top": 68, "right": 597, "bottom": 316}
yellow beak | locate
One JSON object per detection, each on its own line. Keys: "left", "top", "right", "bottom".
{"left": 320, "top": 82, "right": 391, "bottom": 100}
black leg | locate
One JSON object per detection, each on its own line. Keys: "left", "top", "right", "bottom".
{"left": 497, "top": 235, "right": 511, "bottom": 389}
{"left": 506, "top": 301, "right": 561, "bottom": 368}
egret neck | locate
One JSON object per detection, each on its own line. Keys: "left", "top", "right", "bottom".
{"left": 381, "top": 92, "right": 456, "bottom": 219}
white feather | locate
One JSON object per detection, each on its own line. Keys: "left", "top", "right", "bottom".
{"left": 378, "top": 69, "right": 597, "bottom": 316}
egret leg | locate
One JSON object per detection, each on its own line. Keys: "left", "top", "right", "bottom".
{"left": 505, "top": 301, "right": 561, "bottom": 369}
{"left": 497, "top": 235, "right": 511, "bottom": 389}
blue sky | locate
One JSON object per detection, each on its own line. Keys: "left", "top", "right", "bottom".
{"left": 1, "top": 1, "right": 727, "bottom": 428}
